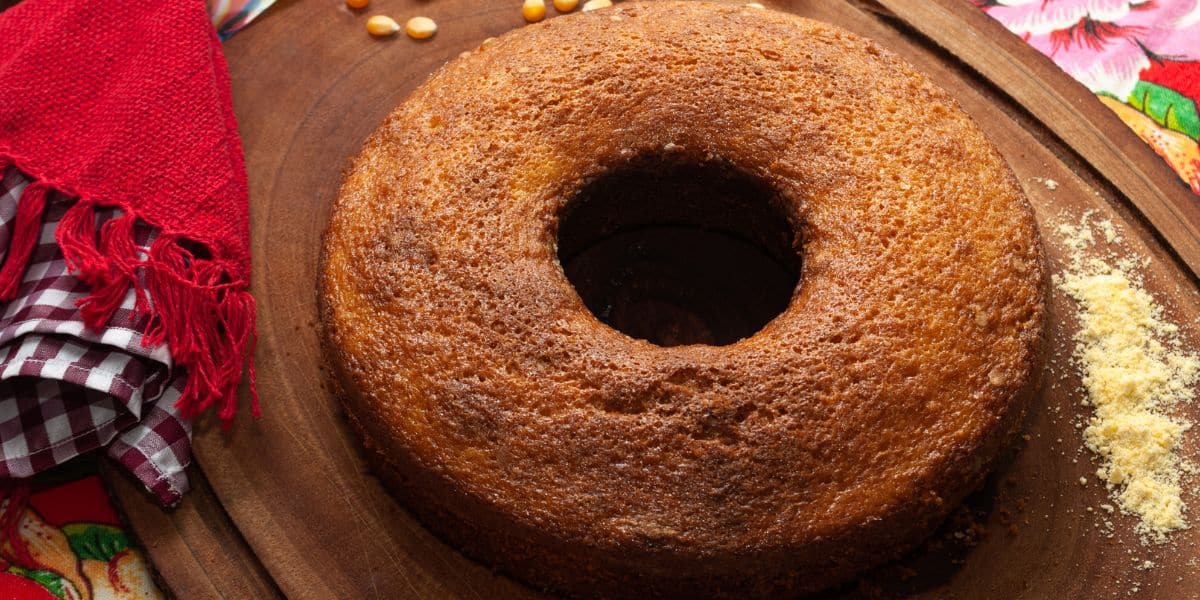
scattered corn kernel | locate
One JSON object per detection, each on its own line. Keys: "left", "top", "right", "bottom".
{"left": 523, "top": 0, "right": 547, "bottom": 22}
{"left": 366, "top": 15, "right": 400, "bottom": 37}
{"left": 582, "top": 0, "right": 612, "bottom": 11}
{"left": 553, "top": 0, "right": 579, "bottom": 12}
{"left": 405, "top": 16, "right": 438, "bottom": 40}
{"left": 345, "top": 0, "right": 369, "bottom": 9}
{"left": 746, "top": 2, "right": 765, "bottom": 7}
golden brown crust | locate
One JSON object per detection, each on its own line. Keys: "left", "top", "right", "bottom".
{"left": 319, "top": 2, "right": 1046, "bottom": 597}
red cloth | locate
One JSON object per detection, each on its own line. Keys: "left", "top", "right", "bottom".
{"left": 0, "top": 0, "right": 257, "bottom": 422}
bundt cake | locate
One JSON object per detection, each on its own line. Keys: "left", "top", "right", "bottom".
{"left": 320, "top": 2, "right": 1046, "bottom": 597}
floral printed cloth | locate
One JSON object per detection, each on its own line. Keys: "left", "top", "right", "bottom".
{"left": 1, "top": 459, "right": 162, "bottom": 600}
{"left": 976, "top": 0, "right": 1200, "bottom": 195}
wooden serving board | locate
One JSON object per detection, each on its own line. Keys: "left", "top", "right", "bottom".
{"left": 112, "top": 1, "right": 1200, "bottom": 598}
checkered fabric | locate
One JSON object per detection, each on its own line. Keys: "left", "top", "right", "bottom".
{"left": 0, "top": 166, "right": 191, "bottom": 505}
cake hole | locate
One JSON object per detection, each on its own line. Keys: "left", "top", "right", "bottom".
{"left": 557, "top": 158, "right": 800, "bottom": 347}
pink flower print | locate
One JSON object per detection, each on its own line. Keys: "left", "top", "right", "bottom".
{"left": 981, "top": 0, "right": 1200, "bottom": 98}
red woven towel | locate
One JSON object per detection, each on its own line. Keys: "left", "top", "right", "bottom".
{"left": 0, "top": 0, "right": 257, "bottom": 422}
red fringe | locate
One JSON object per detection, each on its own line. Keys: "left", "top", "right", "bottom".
{"left": 0, "top": 182, "right": 49, "bottom": 299}
{"left": 0, "top": 482, "right": 35, "bottom": 571}
{"left": 0, "top": 162, "right": 257, "bottom": 427}
{"left": 140, "top": 239, "right": 260, "bottom": 423}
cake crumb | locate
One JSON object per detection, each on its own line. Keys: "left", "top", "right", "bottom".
{"left": 1033, "top": 176, "right": 1059, "bottom": 190}
{"left": 1097, "top": 219, "right": 1121, "bottom": 243}
{"left": 1055, "top": 214, "right": 1200, "bottom": 544}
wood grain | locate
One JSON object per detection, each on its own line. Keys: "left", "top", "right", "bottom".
{"left": 106, "top": 462, "right": 282, "bottom": 599}
{"left": 123, "top": 1, "right": 1200, "bottom": 598}
{"left": 873, "top": 0, "right": 1200, "bottom": 281}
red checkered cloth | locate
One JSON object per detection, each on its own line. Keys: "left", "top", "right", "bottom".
{"left": 0, "top": 166, "right": 191, "bottom": 505}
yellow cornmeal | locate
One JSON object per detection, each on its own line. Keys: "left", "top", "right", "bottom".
{"left": 1056, "top": 215, "right": 1200, "bottom": 543}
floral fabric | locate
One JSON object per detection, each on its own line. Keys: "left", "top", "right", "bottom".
{"left": 1, "top": 459, "right": 162, "bottom": 600}
{"left": 977, "top": 0, "right": 1200, "bottom": 195}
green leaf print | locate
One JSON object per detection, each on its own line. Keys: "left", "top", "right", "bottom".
{"left": 62, "top": 523, "right": 130, "bottom": 562}
{"left": 6, "top": 566, "right": 67, "bottom": 599}
{"left": 1127, "top": 80, "right": 1200, "bottom": 140}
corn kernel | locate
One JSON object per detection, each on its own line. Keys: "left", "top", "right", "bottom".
{"left": 582, "top": 0, "right": 611, "bottom": 11}
{"left": 553, "top": 0, "right": 579, "bottom": 12}
{"left": 345, "top": 0, "right": 369, "bottom": 9}
{"left": 746, "top": 2, "right": 765, "bottom": 7}
{"left": 405, "top": 16, "right": 438, "bottom": 40}
{"left": 523, "top": 0, "right": 547, "bottom": 22}
{"left": 366, "top": 15, "right": 400, "bottom": 37}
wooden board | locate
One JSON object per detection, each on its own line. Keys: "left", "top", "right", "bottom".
{"left": 104, "top": 463, "right": 282, "bottom": 599}
{"left": 113, "top": 0, "right": 1200, "bottom": 598}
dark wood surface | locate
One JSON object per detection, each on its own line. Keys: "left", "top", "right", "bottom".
{"left": 106, "top": 463, "right": 282, "bottom": 599}
{"left": 110, "top": 1, "right": 1200, "bottom": 598}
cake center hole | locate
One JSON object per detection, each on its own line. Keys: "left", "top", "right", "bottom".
{"left": 557, "top": 159, "right": 800, "bottom": 347}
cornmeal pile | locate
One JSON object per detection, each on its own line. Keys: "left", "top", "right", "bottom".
{"left": 1056, "top": 215, "right": 1200, "bottom": 543}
